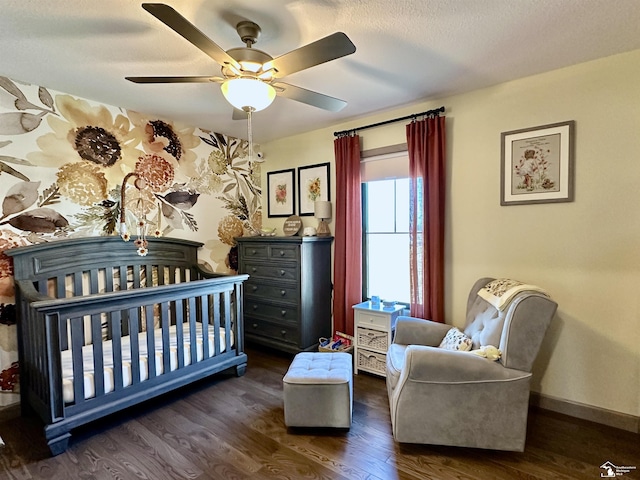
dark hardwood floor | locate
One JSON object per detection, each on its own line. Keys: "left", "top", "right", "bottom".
{"left": 1, "top": 345, "right": 638, "bottom": 480}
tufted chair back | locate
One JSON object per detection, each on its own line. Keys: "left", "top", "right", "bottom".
{"left": 463, "top": 277, "right": 557, "bottom": 372}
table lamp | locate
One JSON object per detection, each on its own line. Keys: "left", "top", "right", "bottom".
{"left": 314, "top": 201, "right": 332, "bottom": 236}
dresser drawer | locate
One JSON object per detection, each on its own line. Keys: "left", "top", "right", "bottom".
{"left": 246, "top": 317, "right": 299, "bottom": 345}
{"left": 243, "top": 262, "right": 298, "bottom": 281}
{"left": 269, "top": 245, "right": 298, "bottom": 260}
{"left": 245, "top": 281, "right": 299, "bottom": 303}
{"left": 245, "top": 300, "right": 298, "bottom": 324}
{"left": 355, "top": 310, "right": 390, "bottom": 330}
{"left": 240, "top": 243, "right": 269, "bottom": 259}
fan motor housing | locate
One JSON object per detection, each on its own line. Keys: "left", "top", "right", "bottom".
{"left": 236, "top": 21, "right": 261, "bottom": 45}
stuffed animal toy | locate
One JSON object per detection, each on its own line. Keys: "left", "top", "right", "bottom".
{"left": 469, "top": 345, "right": 502, "bottom": 361}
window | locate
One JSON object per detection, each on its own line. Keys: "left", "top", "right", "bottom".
{"left": 362, "top": 176, "right": 411, "bottom": 305}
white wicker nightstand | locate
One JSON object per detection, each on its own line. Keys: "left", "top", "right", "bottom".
{"left": 352, "top": 301, "right": 404, "bottom": 377}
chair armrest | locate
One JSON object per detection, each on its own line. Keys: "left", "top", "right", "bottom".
{"left": 403, "top": 345, "right": 530, "bottom": 383}
{"left": 393, "top": 316, "right": 452, "bottom": 346}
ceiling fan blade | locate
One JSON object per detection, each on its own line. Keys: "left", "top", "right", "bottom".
{"left": 141, "top": 3, "right": 240, "bottom": 70}
{"left": 126, "top": 76, "right": 223, "bottom": 83}
{"left": 273, "top": 82, "right": 347, "bottom": 112}
{"left": 267, "top": 32, "right": 355, "bottom": 77}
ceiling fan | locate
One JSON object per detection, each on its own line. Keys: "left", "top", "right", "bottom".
{"left": 125, "top": 3, "right": 356, "bottom": 114}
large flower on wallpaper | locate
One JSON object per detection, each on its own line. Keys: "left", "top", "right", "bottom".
{"left": 127, "top": 111, "right": 201, "bottom": 182}
{"left": 27, "top": 95, "right": 143, "bottom": 195}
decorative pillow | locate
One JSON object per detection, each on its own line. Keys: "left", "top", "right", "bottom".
{"left": 439, "top": 327, "right": 473, "bottom": 351}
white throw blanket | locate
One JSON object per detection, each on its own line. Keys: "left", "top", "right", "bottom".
{"left": 478, "top": 278, "right": 548, "bottom": 311}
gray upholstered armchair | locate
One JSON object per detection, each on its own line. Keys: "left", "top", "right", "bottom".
{"left": 385, "top": 277, "right": 557, "bottom": 451}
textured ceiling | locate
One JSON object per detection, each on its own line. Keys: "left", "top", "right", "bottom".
{"left": 2, "top": 0, "right": 640, "bottom": 143}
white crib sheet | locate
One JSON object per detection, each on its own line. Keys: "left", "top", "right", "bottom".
{"left": 61, "top": 323, "right": 233, "bottom": 403}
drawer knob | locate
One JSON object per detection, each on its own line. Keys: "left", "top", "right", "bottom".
{"left": 281, "top": 330, "right": 287, "bottom": 336}
{"left": 252, "top": 305, "right": 258, "bottom": 310}
{"left": 251, "top": 267, "right": 257, "bottom": 273}
{"left": 279, "top": 269, "right": 285, "bottom": 276}
{"left": 279, "top": 250, "right": 285, "bottom": 256}
{"left": 280, "top": 290, "right": 286, "bottom": 296}
{"left": 252, "top": 323, "right": 258, "bottom": 329}
{"left": 251, "top": 249, "right": 256, "bottom": 255}
{"left": 281, "top": 310, "right": 286, "bottom": 316}
{"left": 252, "top": 285, "right": 258, "bottom": 292}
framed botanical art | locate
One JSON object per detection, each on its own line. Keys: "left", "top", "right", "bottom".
{"left": 298, "top": 162, "right": 331, "bottom": 216}
{"left": 501, "top": 121, "right": 575, "bottom": 206}
{"left": 266, "top": 168, "right": 295, "bottom": 217}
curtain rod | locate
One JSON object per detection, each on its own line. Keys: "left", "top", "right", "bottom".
{"left": 333, "top": 106, "right": 445, "bottom": 137}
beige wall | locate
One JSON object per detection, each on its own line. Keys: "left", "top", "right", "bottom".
{"left": 262, "top": 49, "right": 640, "bottom": 418}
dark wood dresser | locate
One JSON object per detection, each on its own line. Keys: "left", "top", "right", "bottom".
{"left": 235, "top": 236, "right": 333, "bottom": 353}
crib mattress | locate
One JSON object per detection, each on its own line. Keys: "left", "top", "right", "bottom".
{"left": 61, "top": 323, "right": 233, "bottom": 403}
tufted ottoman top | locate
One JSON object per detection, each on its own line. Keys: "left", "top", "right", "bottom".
{"left": 283, "top": 352, "right": 352, "bottom": 385}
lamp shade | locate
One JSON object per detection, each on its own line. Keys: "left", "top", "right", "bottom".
{"left": 314, "top": 201, "right": 332, "bottom": 220}
{"left": 221, "top": 78, "right": 276, "bottom": 112}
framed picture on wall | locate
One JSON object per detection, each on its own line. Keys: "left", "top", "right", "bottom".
{"left": 266, "top": 168, "right": 295, "bottom": 217}
{"left": 500, "top": 121, "right": 575, "bottom": 206}
{"left": 298, "top": 162, "right": 331, "bottom": 216}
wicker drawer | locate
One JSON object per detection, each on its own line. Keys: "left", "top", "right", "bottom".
{"left": 243, "top": 261, "right": 298, "bottom": 281}
{"left": 245, "top": 282, "right": 299, "bottom": 303}
{"left": 246, "top": 317, "right": 299, "bottom": 345}
{"left": 357, "top": 350, "right": 386, "bottom": 376}
{"left": 357, "top": 327, "right": 389, "bottom": 352}
{"left": 355, "top": 311, "right": 389, "bottom": 330}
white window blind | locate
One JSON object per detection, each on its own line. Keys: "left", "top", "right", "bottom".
{"left": 360, "top": 150, "right": 408, "bottom": 182}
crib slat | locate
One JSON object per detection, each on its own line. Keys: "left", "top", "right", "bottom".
{"left": 110, "top": 311, "right": 124, "bottom": 392}
{"left": 223, "top": 291, "right": 232, "bottom": 352}
{"left": 118, "top": 265, "right": 127, "bottom": 291}
{"left": 89, "top": 269, "right": 98, "bottom": 294}
{"left": 201, "top": 295, "right": 210, "bottom": 359}
{"left": 213, "top": 292, "right": 221, "bottom": 356}
{"left": 70, "top": 316, "right": 85, "bottom": 405}
{"left": 133, "top": 264, "right": 141, "bottom": 289}
{"left": 90, "top": 313, "right": 105, "bottom": 398}
{"left": 188, "top": 296, "right": 197, "bottom": 364}
{"left": 145, "top": 304, "right": 156, "bottom": 379}
{"left": 105, "top": 267, "right": 114, "bottom": 292}
{"left": 175, "top": 298, "right": 184, "bottom": 369}
{"left": 161, "top": 302, "right": 170, "bottom": 375}
{"left": 129, "top": 307, "right": 141, "bottom": 387}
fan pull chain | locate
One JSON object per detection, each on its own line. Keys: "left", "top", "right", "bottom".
{"left": 247, "top": 107, "right": 254, "bottom": 163}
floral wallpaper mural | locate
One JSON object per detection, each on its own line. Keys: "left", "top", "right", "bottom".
{"left": 0, "top": 76, "right": 262, "bottom": 408}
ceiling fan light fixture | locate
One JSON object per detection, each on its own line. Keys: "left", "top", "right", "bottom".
{"left": 221, "top": 78, "right": 276, "bottom": 112}
{"left": 239, "top": 60, "right": 263, "bottom": 73}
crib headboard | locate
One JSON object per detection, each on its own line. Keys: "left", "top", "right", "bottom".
{"left": 8, "top": 236, "right": 205, "bottom": 289}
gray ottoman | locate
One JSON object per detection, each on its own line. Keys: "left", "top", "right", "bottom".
{"left": 283, "top": 352, "right": 353, "bottom": 428}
